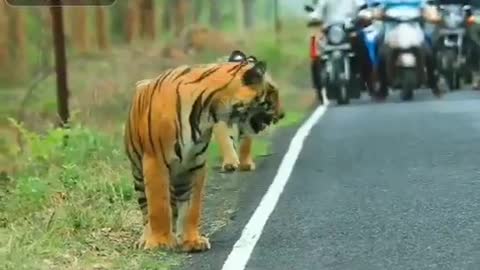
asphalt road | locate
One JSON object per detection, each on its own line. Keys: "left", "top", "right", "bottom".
{"left": 181, "top": 89, "right": 480, "bottom": 270}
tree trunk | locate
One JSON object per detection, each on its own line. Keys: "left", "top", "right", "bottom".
{"left": 242, "top": 0, "right": 255, "bottom": 30}
{"left": 0, "top": 1, "right": 9, "bottom": 76}
{"left": 209, "top": 0, "right": 221, "bottom": 26}
{"left": 273, "top": 0, "right": 281, "bottom": 37}
{"left": 193, "top": 0, "right": 203, "bottom": 23}
{"left": 162, "top": 0, "right": 174, "bottom": 32}
{"left": 71, "top": 7, "right": 89, "bottom": 54}
{"left": 10, "top": 8, "right": 27, "bottom": 80}
{"left": 50, "top": 2, "right": 70, "bottom": 127}
{"left": 125, "top": 0, "right": 140, "bottom": 43}
{"left": 235, "top": 0, "right": 244, "bottom": 35}
{"left": 140, "top": 0, "right": 155, "bottom": 40}
{"left": 95, "top": 5, "right": 110, "bottom": 50}
{"left": 174, "top": 0, "right": 188, "bottom": 37}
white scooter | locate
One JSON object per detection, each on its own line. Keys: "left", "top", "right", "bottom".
{"left": 378, "top": 6, "right": 438, "bottom": 100}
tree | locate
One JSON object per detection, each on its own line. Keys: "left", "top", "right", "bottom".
{"left": 71, "top": 7, "right": 89, "bottom": 54}
{"left": 273, "top": 0, "right": 281, "bottom": 38}
{"left": 174, "top": 0, "right": 188, "bottom": 37}
{"left": 0, "top": 3, "right": 26, "bottom": 81}
{"left": 193, "top": 0, "right": 203, "bottom": 23}
{"left": 0, "top": 1, "right": 9, "bottom": 77}
{"left": 162, "top": 0, "right": 174, "bottom": 32}
{"left": 139, "top": 0, "right": 155, "bottom": 40}
{"left": 10, "top": 8, "right": 27, "bottom": 80}
{"left": 209, "top": 0, "right": 221, "bottom": 26}
{"left": 235, "top": 0, "right": 244, "bottom": 35}
{"left": 95, "top": 5, "right": 110, "bottom": 50}
{"left": 125, "top": 0, "right": 140, "bottom": 43}
{"left": 242, "top": 0, "right": 255, "bottom": 30}
{"left": 50, "top": 2, "right": 70, "bottom": 127}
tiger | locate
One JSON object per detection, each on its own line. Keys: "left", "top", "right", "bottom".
{"left": 124, "top": 50, "right": 283, "bottom": 252}
{"left": 212, "top": 54, "right": 284, "bottom": 172}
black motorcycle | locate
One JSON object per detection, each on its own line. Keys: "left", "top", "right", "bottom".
{"left": 317, "top": 20, "right": 361, "bottom": 105}
{"left": 435, "top": 4, "right": 473, "bottom": 90}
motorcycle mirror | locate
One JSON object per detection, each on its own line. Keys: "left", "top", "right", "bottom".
{"left": 357, "top": 4, "right": 368, "bottom": 11}
{"left": 304, "top": 5, "right": 315, "bottom": 12}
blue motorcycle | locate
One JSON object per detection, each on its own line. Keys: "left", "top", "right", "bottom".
{"left": 355, "top": 2, "right": 383, "bottom": 97}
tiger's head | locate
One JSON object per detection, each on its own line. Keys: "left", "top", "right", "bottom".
{"left": 214, "top": 50, "right": 285, "bottom": 135}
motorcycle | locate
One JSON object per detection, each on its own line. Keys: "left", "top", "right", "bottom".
{"left": 305, "top": 5, "right": 361, "bottom": 105}
{"left": 435, "top": 4, "right": 473, "bottom": 90}
{"left": 379, "top": 6, "right": 432, "bottom": 101}
{"left": 319, "top": 20, "right": 362, "bottom": 105}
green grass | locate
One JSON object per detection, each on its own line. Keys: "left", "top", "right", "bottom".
{"left": 278, "top": 110, "right": 307, "bottom": 128}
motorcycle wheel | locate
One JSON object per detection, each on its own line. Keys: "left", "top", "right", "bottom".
{"left": 336, "top": 84, "right": 350, "bottom": 105}
{"left": 400, "top": 69, "right": 416, "bottom": 101}
{"left": 442, "top": 50, "right": 460, "bottom": 91}
{"left": 446, "top": 70, "right": 461, "bottom": 91}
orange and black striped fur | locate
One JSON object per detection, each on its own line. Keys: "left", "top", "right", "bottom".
{"left": 213, "top": 55, "right": 284, "bottom": 172}
{"left": 124, "top": 50, "right": 283, "bottom": 252}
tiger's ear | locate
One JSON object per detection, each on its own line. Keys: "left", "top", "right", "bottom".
{"left": 229, "top": 50, "right": 247, "bottom": 62}
{"left": 243, "top": 61, "right": 267, "bottom": 85}
{"left": 246, "top": 55, "right": 257, "bottom": 63}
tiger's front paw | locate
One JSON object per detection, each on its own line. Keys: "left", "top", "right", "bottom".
{"left": 239, "top": 160, "right": 256, "bottom": 171}
{"left": 135, "top": 228, "right": 177, "bottom": 250}
{"left": 180, "top": 235, "right": 211, "bottom": 253}
{"left": 221, "top": 159, "right": 239, "bottom": 172}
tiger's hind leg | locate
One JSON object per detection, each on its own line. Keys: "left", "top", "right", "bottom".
{"left": 176, "top": 165, "right": 210, "bottom": 252}
{"left": 213, "top": 122, "right": 239, "bottom": 172}
{"left": 239, "top": 136, "right": 256, "bottom": 171}
{"left": 137, "top": 154, "right": 177, "bottom": 250}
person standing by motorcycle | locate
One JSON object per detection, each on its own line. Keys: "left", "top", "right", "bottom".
{"left": 306, "top": 0, "right": 367, "bottom": 104}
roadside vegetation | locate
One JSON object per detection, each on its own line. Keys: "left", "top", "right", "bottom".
{"left": 0, "top": 1, "right": 313, "bottom": 269}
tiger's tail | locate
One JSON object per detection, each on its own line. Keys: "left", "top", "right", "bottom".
{"left": 124, "top": 117, "right": 148, "bottom": 224}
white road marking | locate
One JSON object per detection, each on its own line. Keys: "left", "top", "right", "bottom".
{"left": 221, "top": 102, "right": 329, "bottom": 270}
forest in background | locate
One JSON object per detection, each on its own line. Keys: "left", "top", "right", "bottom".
{"left": 0, "top": 1, "right": 313, "bottom": 269}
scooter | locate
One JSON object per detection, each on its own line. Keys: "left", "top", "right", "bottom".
{"left": 378, "top": 6, "right": 434, "bottom": 101}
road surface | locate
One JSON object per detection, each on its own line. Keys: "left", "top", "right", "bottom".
{"left": 180, "top": 89, "right": 480, "bottom": 270}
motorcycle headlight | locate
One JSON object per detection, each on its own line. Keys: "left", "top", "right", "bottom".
{"left": 327, "top": 25, "right": 345, "bottom": 44}
{"left": 444, "top": 13, "right": 463, "bottom": 28}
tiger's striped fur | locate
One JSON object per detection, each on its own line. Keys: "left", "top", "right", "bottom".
{"left": 124, "top": 50, "right": 282, "bottom": 252}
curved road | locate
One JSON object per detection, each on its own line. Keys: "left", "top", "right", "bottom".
{"left": 181, "top": 89, "right": 480, "bottom": 270}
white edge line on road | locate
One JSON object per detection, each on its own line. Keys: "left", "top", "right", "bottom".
{"left": 221, "top": 102, "right": 329, "bottom": 270}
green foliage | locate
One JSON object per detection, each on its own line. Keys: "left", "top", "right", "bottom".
{"left": 277, "top": 110, "right": 307, "bottom": 128}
